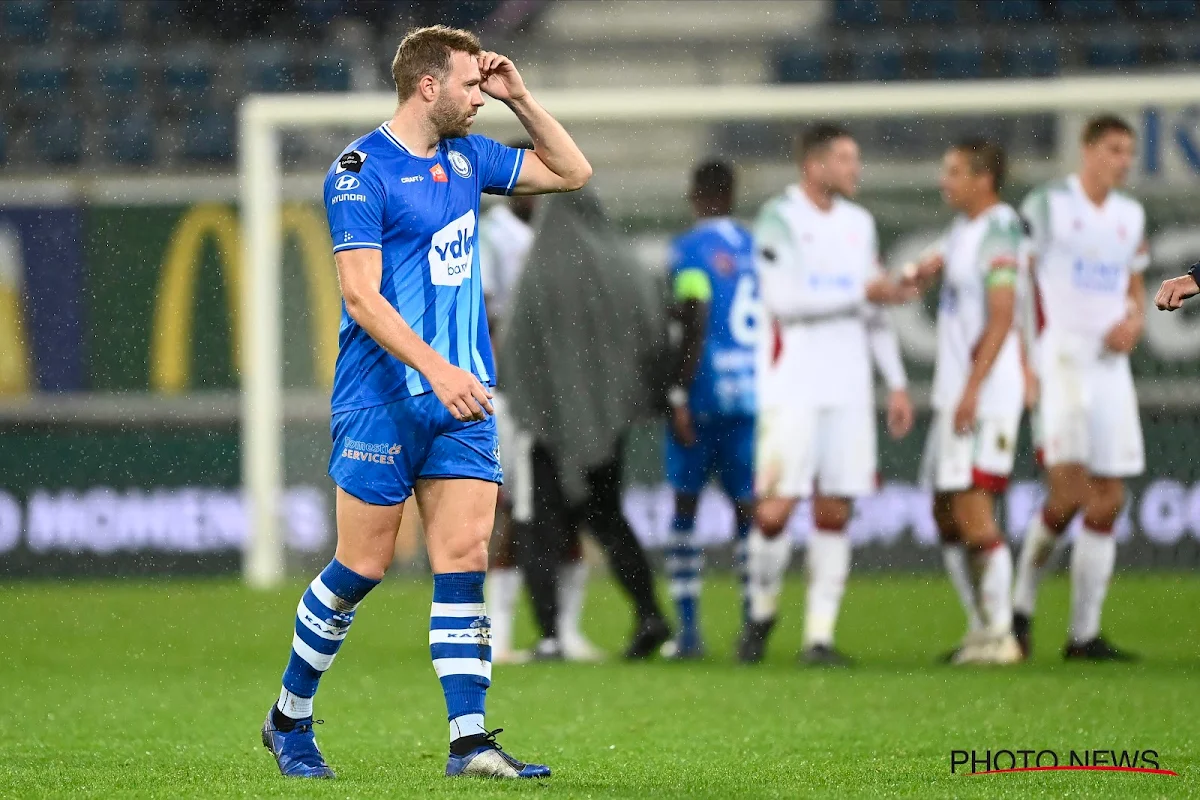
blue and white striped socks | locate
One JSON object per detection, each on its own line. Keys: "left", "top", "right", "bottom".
{"left": 277, "top": 559, "right": 379, "bottom": 720}
{"left": 430, "top": 572, "right": 492, "bottom": 742}
{"left": 666, "top": 512, "right": 702, "bottom": 649}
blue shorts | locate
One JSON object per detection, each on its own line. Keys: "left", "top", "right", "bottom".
{"left": 665, "top": 414, "right": 754, "bottom": 501}
{"left": 329, "top": 392, "right": 502, "bottom": 506}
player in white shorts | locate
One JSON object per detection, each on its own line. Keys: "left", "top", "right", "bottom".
{"left": 912, "top": 138, "right": 1026, "bottom": 666}
{"left": 739, "top": 123, "right": 917, "bottom": 666}
{"left": 477, "top": 158, "right": 600, "bottom": 664}
{"left": 1012, "top": 115, "right": 1147, "bottom": 662}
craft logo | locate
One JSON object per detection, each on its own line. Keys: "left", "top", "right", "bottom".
{"left": 950, "top": 748, "right": 1176, "bottom": 777}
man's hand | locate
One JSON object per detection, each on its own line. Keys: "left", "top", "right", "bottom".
{"left": 953, "top": 383, "right": 980, "bottom": 436}
{"left": 886, "top": 389, "right": 914, "bottom": 440}
{"left": 1155, "top": 273, "right": 1200, "bottom": 311}
{"left": 478, "top": 51, "right": 528, "bottom": 103}
{"left": 428, "top": 361, "right": 494, "bottom": 421}
{"left": 1103, "top": 314, "right": 1142, "bottom": 354}
{"left": 866, "top": 275, "right": 920, "bottom": 305}
{"left": 671, "top": 405, "right": 696, "bottom": 447}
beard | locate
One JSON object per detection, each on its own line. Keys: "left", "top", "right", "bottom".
{"left": 430, "top": 95, "right": 474, "bottom": 140}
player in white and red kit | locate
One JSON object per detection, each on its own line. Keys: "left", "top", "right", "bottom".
{"left": 914, "top": 139, "right": 1026, "bottom": 665}
{"left": 739, "top": 124, "right": 916, "bottom": 666}
{"left": 1012, "top": 115, "right": 1147, "bottom": 662}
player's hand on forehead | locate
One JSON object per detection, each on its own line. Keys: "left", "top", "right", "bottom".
{"left": 477, "top": 51, "right": 526, "bottom": 101}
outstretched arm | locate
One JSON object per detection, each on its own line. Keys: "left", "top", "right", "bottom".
{"left": 476, "top": 51, "right": 592, "bottom": 194}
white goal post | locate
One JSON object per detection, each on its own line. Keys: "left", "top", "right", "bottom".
{"left": 239, "top": 74, "right": 1200, "bottom": 587}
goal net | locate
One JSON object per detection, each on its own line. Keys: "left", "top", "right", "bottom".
{"left": 240, "top": 75, "right": 1200, "bottom": 586}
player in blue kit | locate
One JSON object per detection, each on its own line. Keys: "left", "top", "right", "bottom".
{"left": 260, "top": 26, "right": 590, "bottom": 781}
{"left": 661, "top": 160, "right": 759, "bottom": 659}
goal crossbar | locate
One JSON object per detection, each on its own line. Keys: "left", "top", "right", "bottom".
{"left": 239, "top": 74, "right": 1200, "bottom": 587}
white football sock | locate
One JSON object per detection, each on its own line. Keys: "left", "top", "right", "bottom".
{"left": 941, "top": 543, "right": 983, "bottom": 634}
{"left": 1013, "top": 512, "right": 1068, "bottom": 616}
{"left": 557, "top": 561, "right": 589, "bottom": 643}
{"left": 1069, "top": 525, "right": 1116, "bottom": 643}
{"left": 484, "top": 567, "right": 522, "bottom": 655}
{"left": 746, "top": 527, "right": 792, "bottom": 623}
{"left": 803, "top": 529, "right": 851, "bottom": 647}
{"left": 971, "top": 543, "right": 1013, "bottom": 635}
{"left": 277, "top": 687, "right": 313, "bottom": 720}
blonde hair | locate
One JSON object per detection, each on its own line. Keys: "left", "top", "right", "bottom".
{"left": 391, "top": 25, "right": 482, "bottom": 102}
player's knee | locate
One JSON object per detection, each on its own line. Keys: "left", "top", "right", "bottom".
{"left": 1084, "top": 478, "right": 1124, "bottom": 529}
{"left": 755, "top": 499, "right": 793, "bottom": 538}
{"left": 812, "top": 496, "right": 851, "bottom": 532}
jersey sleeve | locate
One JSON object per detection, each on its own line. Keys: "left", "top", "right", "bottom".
{"left": 1129, "top": 203, "right": 1150, "bottom": 273}
{"left": 469, "top": 135, "right": 526, "bottom": 196}
{"left": 668, "top": 237, "right": 714, "bottom": 303}
{"left": 324, "top": 158, "right": 385, "bottom": 253}
{"left": 1019, "top": 187, "right": 1051, "bottom": 254}
{"left": 977, "top": 215, "right": 1021, "bottom": 288}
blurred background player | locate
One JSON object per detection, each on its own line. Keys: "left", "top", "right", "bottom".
{"left": 479, "top": 140, "right": 599, "bottom": 664}
{"left": 502, "top": 187, "right": 672, "bottom": 661}
{"left": 1012, "top": 115, "right": 1148, "bottom": 662}
{"left": 913, "top": 139, "right": 1024, "bottom": 665}
{"left": 740, "top": 124, "right": 916, "bottom": 666}
{"left": 661, "top": 159, "right": 757, "bottom": 659}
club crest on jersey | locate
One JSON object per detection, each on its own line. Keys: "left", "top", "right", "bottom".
{"left": 430, "top": 163, "right": 449, "bottom": 183}
{"left": 336, "top": 150, "right": 367, "bottom": 173}
{"left": 447, "top": 150, "right": 472, "bottom": 178}
{"left": 429, "top": 210, "right": 476, "bottom": 287}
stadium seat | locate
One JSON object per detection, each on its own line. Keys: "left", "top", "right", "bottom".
{"left": 853, "top": 39, "right": 904, "bottom": 81}
{"left": 245, "top": 52, "right": 293, "bottom": 93}
{"left": 1055, "top": 0, "right": 1121, "bottom": 20}
{"left": 72, "top": 0, "right": 123, "bottom": 41}
{"left": 314, "top": 57, "right": 352, "bottom": 92}
{"left": 932, "top": 40, "right": 983, "bottom": 80}
{"left": 99, "top": 62, "right": 141, "bottom": 100}
{"left": 776, "top": 45, "right": 827, "bottom": 83}
{"left": 164, "top": 57, "right": 214, "bottom": 101}
{"left": 2, "top": 0, "right": 50, "bottom": 44}
{"left": 834, "top": 0, "right": 882, "bottom": 26}
{"left": 1134, "top": 0, "right": 1197, "bottom": 18}
{"left": 982, "top": 0, "right": 1044, "bottom": 22}
{"left": 181, "top": 108, "right": 233, "bottom": 162}
{"left": 296, "top": 0, "right": 345, "bottom": 26}
{"left": 1003, "top": 37, "right": 1061, "bottom": 77}
{"left": 104, "top": 109, "right": 154, "bottom": 165}
{"left": 904, "top": 0, "right": 958, "bottom": 24}
{"left": 16, "top": 61, "right": 68, "bottom": 104}
{"left": 34, "top": 114, "right": 83, "bottom": 165}
{"left": 1086, "top": 34, "right": 1141, "bottom": 68}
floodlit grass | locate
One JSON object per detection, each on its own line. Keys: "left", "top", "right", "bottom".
{"left": 2, "top": 572, "right": 1196, "bottom": 798}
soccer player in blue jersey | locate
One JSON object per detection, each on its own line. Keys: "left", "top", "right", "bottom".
{"left": 661, "top": 160, "right": 759, "bottom": 659}
{"left": 260, "top": 25, "right": 590, "bottom": 781}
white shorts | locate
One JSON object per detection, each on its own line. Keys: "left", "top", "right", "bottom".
{"left": 1039, "top": 347, "right": 1144, "bottom": 478}
{"left": 920, "top": 409, "right": 1021, "bottom": 493}
{"left": 755, "top": 403, "right": 876, "bottom": 500}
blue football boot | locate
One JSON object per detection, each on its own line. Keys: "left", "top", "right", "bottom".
{"left": 445, "top": 729, "right": 551, "bottom": 779}
{"left": 261, "top": 708, "right": 336, "bottom": 779}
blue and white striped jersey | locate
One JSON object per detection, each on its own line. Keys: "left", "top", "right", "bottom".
{"left": 324, "top": 123, "right": 525, "bottom": 413}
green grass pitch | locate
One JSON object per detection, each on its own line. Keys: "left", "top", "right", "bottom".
{"left": 3, "top": 572, "right": 1197, "bottom": 798}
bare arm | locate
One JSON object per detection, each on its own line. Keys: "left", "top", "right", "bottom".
{"left": 476, "top": 51, "right": 592, "bottom": 194}
{"left": 336, "top": 248, "right": 493, "bottom": 420}
{"left": 1104, "top": 271, "right": 1145, "bottom": 353}
{"left": 953, "top": 283, "right": 1016, "bottom": 434}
